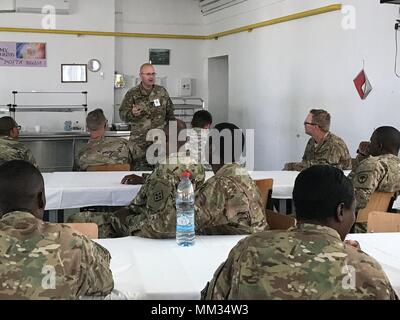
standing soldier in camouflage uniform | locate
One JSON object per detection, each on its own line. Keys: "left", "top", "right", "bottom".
{"left": 119, "top": 63, "right": 175, "bottom": 170}
{"left": 0, "top": 160, "right": 113, "bottom": 299}
{"left": 0, "top": 116, "right": 37, "bottom": 166}
{"left": 195, "top": 122, "right": 267, "bottom": 235}
{"left": 74, "top": 108, "right": 132, "bottom": 171}
{"left": 284, "top": 109, "right": 351, "bottom": 171}
{"left": 69, "top": 120, "right": 206, "bottom": 238}
{"left": 202, "top": 165, "right": 397, "bottom": 300}
{"left": 349, "top": 126, "right": 400, "bottom": 233}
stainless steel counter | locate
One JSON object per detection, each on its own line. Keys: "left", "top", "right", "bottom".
{"left": 20, "top": 131, "right": 130, "bottom": 139}
{"left": 19, "top": 131, "right": 131, "bottom": 172}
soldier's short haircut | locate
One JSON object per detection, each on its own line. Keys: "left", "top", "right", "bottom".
{"left": 374, "top": 126, "right": 400, "bottom": 153}
{"left": 210, "top": 122, "right": 245, "bottom": 164}
{"left": 293, "top": 165, "right": 354, "bottom": 222}
{"left": 310, "top": 109, "right": 330, "bottom": 132}
{"left": 86, "top": 108, "right": 106, "bottom": 131}
{"left": 191, "top": 110, "right": 212, "bottom": 128}
{"left": 0, "top": 160, "right": 44, "bottom": 216}
{"left": 0, "top": 116, "right": 17, "bottom": 136}
{"left": 140, "top": 63, "right": 154, "bottom": 73}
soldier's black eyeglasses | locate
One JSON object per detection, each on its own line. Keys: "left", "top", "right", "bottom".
{"left": 303, "top": 122, "right": 317, "bottom": 126}
{"left": 15, "top": 125, "right": 21, "bottom": 130}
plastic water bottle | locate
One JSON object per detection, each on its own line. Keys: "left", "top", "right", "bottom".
{"left": 176, "top": 171, "right": 195, "bottom": 247}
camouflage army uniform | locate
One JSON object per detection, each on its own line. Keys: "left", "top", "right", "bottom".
{"left": 68, "top": 152, "right": 205, "bottom": 238}
{"left": 284, "top": 132, "right": 351, "bottom": 171}
{"left": 0, "top": 211, "right": 114, "bottom": 299}
{"left": 119, "top": 84, "right": 175, "bottom": 170}
{"left": 0, "top": 136, "right": 37, "bottom": 167}
{"left": 202, "top": 223, "right": 397, "bottom": 300}
{"left": 74, "top": 136, "right": 132, "bottom": 171}
{"left": 349, "top": 154, "right": 400, "bottom": 233}
{"left": 195, "top": 163, "right": 268, "bottom": 235}
{"left": 186, "top": 127, "right": 212, "bottom": 171}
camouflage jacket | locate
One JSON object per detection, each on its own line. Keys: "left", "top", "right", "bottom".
{"left": 202, "top": 223, "right": 397, "bottom": 300}
{"left": 119, "top": 84, "right": 175, "bottom": 138}
{"left": 348, "top": 153, "right": 400, "bottom": 210}
{"left": 186, "top": 127, "right": 212, "bottom": 171}
{"left": 0, "top": 136, "right": 37, "bottom": 167}
{"left": 0, "top": 211, "right": 114, "bottom": 299}
{"left": 195, "top": 163, "right": 268, "bottom": 235}
{"left": 125, "top": 152, "right": 205, "bottom": 237}
{"left": 284, "top": 132, "right": 351, "bottom": 171}
{"left": 74, "top": 136, "right": 132, "bottom": 171}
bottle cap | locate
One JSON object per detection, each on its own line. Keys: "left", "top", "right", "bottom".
{"left": 181, "top": 171, "right": 191, "bottom": 177}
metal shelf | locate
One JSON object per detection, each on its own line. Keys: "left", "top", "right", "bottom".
{"left": 171, "top": 97, "right": 205, "bottom": 126}
{"left": 9, "top": 91, "right": 88, "bottom": 118}
{"left": 12, "top": 91, "right": 88, "bottom": 94}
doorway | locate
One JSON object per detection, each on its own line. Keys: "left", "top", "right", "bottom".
{"left": 208, "top": 55, "right": 229, "bottom": 124}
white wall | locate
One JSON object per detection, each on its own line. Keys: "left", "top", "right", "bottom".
{"left": 2, "top": 0, "right": 399, "bottom": 172}
{"left": 0, "top": 0, "right": 115, "bottom": 131}
{"left": 203, "top": 0, "right": 400, "bottom": 170}
{"left": 114, "top": 0, "right": 207, "bottom": 122}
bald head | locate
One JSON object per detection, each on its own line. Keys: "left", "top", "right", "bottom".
{"left": 369, "top": 126, "right": 400, "bottom": 156}
{"left": 140, "top": 63, "right": 153, "bottom": 73}
{"left": 0, "top": 160, "right": 45, "bottom": 219}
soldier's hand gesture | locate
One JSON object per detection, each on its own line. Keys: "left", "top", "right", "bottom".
{"left": 132, "top": 105, "right": 141, "bottom": 117}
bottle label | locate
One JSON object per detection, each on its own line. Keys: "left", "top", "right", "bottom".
{"left": 176, "top": 210, "right": 194, "bottom": 232}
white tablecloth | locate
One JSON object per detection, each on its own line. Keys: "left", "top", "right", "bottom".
{"left": 94, "top": 233, "right": 400, "bottom": 300}
{"left": 346, "top": 232, "right": 400, "bottom": 297}
{"left": 95, "top": 235, "right": 246, "bottom": 300}
{"left": 43, "top": 171, "right": 146, "bottom": 210}
{"left": 43, "top": 171, "right": 300, "bottom": 210}
{"left": 43, "top": 170, "right": 400, "bottom": 210}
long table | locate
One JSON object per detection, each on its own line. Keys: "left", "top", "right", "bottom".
{"left": 42, "top": 171, "right": 300, "bottom": 210}
{"left": 42, "top": 170, "right": 400, "bottom": 211}
{"left": 94, "top": 233, "right": 400, "bottom": 300}
{"left": 43, "top": 171, "right": 145, "bottom": 210}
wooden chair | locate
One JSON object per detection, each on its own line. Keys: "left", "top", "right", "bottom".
{"left": 255, "top": 178, "right": 274, "bottom": 211}
{"left": 266, "top": 209, "right": 296, "bottom": 230}
{"left": 86, "top": 163, "right": 130, "bottom": 171}
{"left": 64, "top": 223, "right": 99, "bottom": 239}
{"left": 356, "top": 192, "right": 395, "bottom": 223}
{"left": 367, "top": 211, "right": 400, "bottom": 232}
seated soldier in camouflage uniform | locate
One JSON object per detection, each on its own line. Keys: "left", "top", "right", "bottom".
{"left": 74, "top": 108, "right": 132, "bottom": 171}
{"left": 202, "top": 165, "right": 397, "bottom": 300}
{"left": 117, "top": 122, "right": 267, "bottom": 237}
{"left": 284, "top": 109, "right": 351, "bottom": 171}
{"left": 195, "top": 122, "right": 267, "bottom": 235}
{"left": 186, "top": 110, "right": 213, "bottom": 171}
{"left": 68, "top": 120, "right": 206, "bottom": 238}
{"left": 0, "top": 116, "right": 37, "bottom": 166}
{"left": 0, "top": 160, "right": 113, "bottom": 299}
{"left": 349, "top": 126, "right": 400, "bottom": 233}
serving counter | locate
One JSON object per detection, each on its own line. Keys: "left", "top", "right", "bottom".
{"left": 19, "top": 131, "right": 130, "bottom": 172}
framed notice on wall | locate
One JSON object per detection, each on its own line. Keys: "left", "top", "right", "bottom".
{"left": 0, "top": 42, "right": 47, "bottom": 67}
{"left": 149, "top": 49, "right": 170, "bottom": 65}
